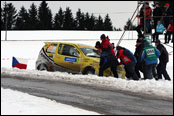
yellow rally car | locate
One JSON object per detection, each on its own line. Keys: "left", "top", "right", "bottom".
{"left": 36, "top": 42, "right": 125, "bottom": 78}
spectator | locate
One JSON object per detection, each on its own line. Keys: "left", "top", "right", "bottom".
{"left": 164, "top": 20, "right": 173, "bottom": 43}
{"left": 99, "top": 34, "right": 119, "bottom": 78}
{"left": 153, "top": 2, "right": 163, "bottom": 32}
{"left": 141, "top": 37, "right": 160, "bottom": 80}
{"left": 155, "top": 40, "right": 171, "bottom": 81}
{"left": 152, "top": 20, "right": 165, "bottom": 42}
{"left": 163, "top": 3, "right": 173, "bottom": 29}
{"left": 136, "top": 5, "right": 144, "bottom": 37}
{"left": 116, "top": 46, "right": 139, "bottom": 80}
{"left": 144, "top": 2, "right": 152, "bottom": 34}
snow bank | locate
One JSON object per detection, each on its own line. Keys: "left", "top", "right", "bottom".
{"left": 1, "top": 67, "right": 173, "bottom": 99}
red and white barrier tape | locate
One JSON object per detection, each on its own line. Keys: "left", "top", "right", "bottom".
{"left": 1, "top": 58, "right": 36, "bottom": 60}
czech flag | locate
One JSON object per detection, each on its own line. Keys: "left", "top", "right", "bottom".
{"left": 12, "top": 57, "right": 28, "bottom": 69}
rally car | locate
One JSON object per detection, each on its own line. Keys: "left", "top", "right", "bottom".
{"left": 35, "top": 42, "right": 125, "bottom": 78}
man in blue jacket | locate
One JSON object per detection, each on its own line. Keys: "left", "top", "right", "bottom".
{"left": 141, "top": 38, "right": 160, "bottom": 80}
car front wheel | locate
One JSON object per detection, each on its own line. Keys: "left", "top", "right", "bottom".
{"left": 83, "top": 67, "right": 95, "bottom": 75}
{"left": 38, "top": 64, "right": 48, "bottom": 71}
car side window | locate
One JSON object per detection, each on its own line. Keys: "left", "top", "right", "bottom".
{"left": 46, "top": 44, "right": 57, "bottom": 53}
{"left": 61, "top": 44, "right": 79, "bottom": 57}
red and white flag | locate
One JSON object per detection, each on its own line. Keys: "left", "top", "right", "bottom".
{"left": 12, "top": 57, "right": 28, "bottom": 69}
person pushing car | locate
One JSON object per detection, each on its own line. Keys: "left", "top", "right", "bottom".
{"left": 98, "top": 34, "right": 119, "bottom": 78}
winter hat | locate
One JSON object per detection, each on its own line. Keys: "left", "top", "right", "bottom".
{"left": 155, "top": 2, "right": 159, "bottom": 5}
{"left": 145, "top": 2, "right": 149, "bottom": 5}
{"left": 100, "top": 34, "right": 106, "bottom": 40}
{"left": 138, "top": 34, "right": 144, "bottom": 38}
{"left": 165, "top": 3, "right": 170, "bottom": 7}
{"left": 144, "top": 37, "right": 152, "bottom": 47}
{"left": 136, "top": 39, "right": 142, "bottom": 43}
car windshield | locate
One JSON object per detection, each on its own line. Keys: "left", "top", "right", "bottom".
{"left": 80, "top": 48, "right": 100, "bottom": 58}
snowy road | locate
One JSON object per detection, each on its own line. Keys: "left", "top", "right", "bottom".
{"left": 1, "top": 75, "right": 173, "bottom": 115}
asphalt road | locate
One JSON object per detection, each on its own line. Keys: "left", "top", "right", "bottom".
{"left": 1, "top": 75, "right": 173, "bottom": 115}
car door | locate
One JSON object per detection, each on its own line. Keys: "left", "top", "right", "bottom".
{"left": 54, "top": 43, "right": 81, "bottom": 72}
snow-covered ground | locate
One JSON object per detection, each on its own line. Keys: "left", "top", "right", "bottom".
{"left": 1, "top": 31, "right": 173, "bottom": 115}
{"left": 1, "top": 88, "right": 100, "bottom": 115}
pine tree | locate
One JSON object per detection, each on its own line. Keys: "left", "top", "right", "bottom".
{"left": 1, "top": 8, "right": 4, "bottom": 30}
{"left": 95, "top": 15, "right": 104, "bottom": 30}
{"left": 75, "top": 9, "right": 85, "bottom": 30}
{"left": 2, "top": 2, "right": 17, "bottom": 30}
{"left": 88, "top": 14, "right": 96, "bottom": 30}
{"left": 124, "top": 18, "right": 136, "bottom": 30}
{"left": 47, "top": 9, "right": 53, "bottom": 29}
{"left": 84, "top": 12, "right": 90, "bottom": 30}
{"left": 53, "top": 7, "right": 64, "bottom": 30}
{"left": 38, "top": 1, "right": 52, "bottom": 30}
{"left": 63, "top": 7, "right": 74, "bottom": 30}
{"left": 28, "top": 3, "right": 38, "bottom": 30}
{"left": 113, "top": 27, "right": 117, "bottom": 31}
{"left": 79, "top": 12, "right": 85, "bottom": 30}
{"left": 104, "top": 14, "right": 113, "bottom": 31}
{"left": 118, "top": 28, "right": 122, "bottom": 31}
{"left": 15, "top": 6, "right": 29, "bottom": 30}
{"left": 75, "top": 9, "right": 81, "bottom": 30}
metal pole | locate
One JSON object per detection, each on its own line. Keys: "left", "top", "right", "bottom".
{"left": 116, "top": 3, "right": 141, "bottom": 47}
{"left": 5, "top": 1, "right": 7, "bottom": 41}
{"left": 137, "top": 1, "right": 139, "bottom": 27}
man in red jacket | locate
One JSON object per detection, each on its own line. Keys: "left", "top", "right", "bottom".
{"left": 144, "top": 2, "right": 152, "bottom": 34}
{"left": 99, "top": 34, "right": 118, "bottom": 78}
{"left": 116, "top": 46, "right": 139, "bottom": 80}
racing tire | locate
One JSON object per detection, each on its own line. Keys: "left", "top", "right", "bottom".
{"left": 38, "top": 64, "right": 48, "bottom": 71}
{"left": 83, "top": 67, "right": 95, "bottom": 75}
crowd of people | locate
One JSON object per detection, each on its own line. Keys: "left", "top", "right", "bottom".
{"left": 95, "top": 34, "right": 171, "bottom": 81}
{"left": 136, "top": 2, "right": 173, "bottom": 44}
{"left": 94, "top": 2, "right": 173, "bottom": 81}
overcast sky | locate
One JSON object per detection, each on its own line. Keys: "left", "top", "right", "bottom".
{"left": 1, "top": 1, "right": 148, "bottom": 30}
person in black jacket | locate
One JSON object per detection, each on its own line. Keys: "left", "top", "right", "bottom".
{"left": 153, "top": 2, "right": 163, "bottom": 33}
{"left": 163, "top": 3, "right": 173, "bottom": 29}
{"left": 155, "top": 40, "right": 171, "bottom": 80}
{"left": 134, "top": 38, "right": 144, "bottom": 79}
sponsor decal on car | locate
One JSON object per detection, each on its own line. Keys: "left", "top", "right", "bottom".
{"left": 64, "top": 57, "right": 77, "bottom": 63}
